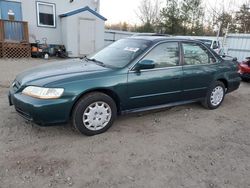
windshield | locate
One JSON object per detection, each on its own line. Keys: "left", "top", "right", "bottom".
{"left": 88, "top": 38, "right": 152, "bottom": 68}
{"left": 198, "top": 39, "right": 213, "bottom": 48}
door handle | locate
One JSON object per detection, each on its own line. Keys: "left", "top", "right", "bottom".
{"left": 170, "top": 77, "right": 179, "bottom": 80}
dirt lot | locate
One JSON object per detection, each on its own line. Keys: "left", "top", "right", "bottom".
{"left": 0, "top": 58, "right": 250, "bottom": 188}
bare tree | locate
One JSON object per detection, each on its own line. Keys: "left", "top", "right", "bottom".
{"left": 136, "top": 0, "right": 160, "bottom": 26}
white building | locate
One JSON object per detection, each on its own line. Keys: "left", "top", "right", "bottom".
{"left": 0, "top": 0, "right": 106, "bottom": 57}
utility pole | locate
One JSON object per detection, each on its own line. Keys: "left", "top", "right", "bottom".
{"left": 217, "top": 23, "right": 222, "bottom": 39}
{"left": 222, "top": 22, "right": 229, "bottom": 52}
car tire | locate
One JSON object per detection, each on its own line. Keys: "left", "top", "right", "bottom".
{"left": 202, "top": 81, "right": 226, "bottom": 110}
{"left": 72, "top": 92, "right": 117, "bottom": 136}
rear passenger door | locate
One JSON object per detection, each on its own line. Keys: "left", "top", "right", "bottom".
{"left": 181, "top": 42, "right": 219, "bottom": 100}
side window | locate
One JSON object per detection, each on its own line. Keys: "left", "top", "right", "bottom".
{"left": 142, "top": 42, "right": 179, "bottom": 68}
{"left": 182, "top": 43, "right": 212, "bottom": 65}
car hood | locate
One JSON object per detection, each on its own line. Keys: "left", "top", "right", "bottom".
{"left": 16, "top": 59, "right": 110, "bottom": 86}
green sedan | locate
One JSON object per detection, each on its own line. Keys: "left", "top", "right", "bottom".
{"left": 9, "top": 36, "right": 241, "bottom": 136}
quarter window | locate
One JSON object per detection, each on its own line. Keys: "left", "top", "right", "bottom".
{"left": 36, "top": 2, "right": 56, "bottom": 28}
{"left": 141, "top": 42, "right": 179, "bottom": 68}
{"left": 182, "top": 43, "right": 210, "bottom": 65}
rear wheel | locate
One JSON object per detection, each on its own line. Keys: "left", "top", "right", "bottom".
{"left": 72, "top": 92, "right": 117, "bottom": 136}
{"left": 202, "top": 81, "right": 225, "bottom": 109}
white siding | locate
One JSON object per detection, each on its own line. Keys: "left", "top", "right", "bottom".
{"left": 61, "top": 11, "right": 104, "bottom": 57}
{"left": 224, "top": 33, "right": 250, "bottom": 61}
{"left": 5, "top": 0, "right": 105, "bottom": 57}
{"left": 18, "top": 0, "right": 100, "bottom": 44}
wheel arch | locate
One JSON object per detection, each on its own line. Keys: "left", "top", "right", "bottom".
{"left": 216, "top": 78, "right": 228, "bottom": 90}
{"left": 70, "top": 88, "right": 121, "bottom": 118}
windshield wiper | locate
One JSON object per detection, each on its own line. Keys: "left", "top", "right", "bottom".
{"left": 89, "top": 58, "right": 105, "bottom": 66}
{"left": 84, "top": 57, "right": 106, "bottom": 67}
{"left": 81, "top": 56, "right": 118, "bottom": 69}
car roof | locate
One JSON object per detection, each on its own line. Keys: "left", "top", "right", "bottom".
{"left": 128, "top": 36, "right": 222, "bottom": 60}
{"left": 132, "top": 33, "right": 171, "bottom": 37}
{"left": 130, "top": 36, "right": 203, "bottom": 44}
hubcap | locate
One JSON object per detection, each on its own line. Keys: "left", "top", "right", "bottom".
{"left": 210, "top": 86, "right": 224, "bottom": 106}
{"left": 83, "top": 101, "right": 112, "bottom": 131}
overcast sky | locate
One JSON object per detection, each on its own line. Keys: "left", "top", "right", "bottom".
{"left": 100, "top": 0, "right": 250, "bottom": 25}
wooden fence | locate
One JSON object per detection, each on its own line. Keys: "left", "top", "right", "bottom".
{"left": 0, "top": 19, "right": 30, "bottom": 58}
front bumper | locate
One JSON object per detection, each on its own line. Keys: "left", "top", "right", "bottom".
{"left": 9, "top": 89, "right": 74, "bottom": 126}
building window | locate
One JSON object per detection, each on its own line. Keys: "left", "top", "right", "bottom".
{"left": 36, "top": 2, "right": 56, "bottom": 28}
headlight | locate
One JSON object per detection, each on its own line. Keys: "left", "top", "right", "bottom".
{"left": 22, "top": 86, "right": 64, "bottom": 99}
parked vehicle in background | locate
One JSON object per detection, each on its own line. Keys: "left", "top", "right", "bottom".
{"left": 9, "top": 36, "right": 241, "bottom": 136}
{"left": 133, "top": 33, "right": 170, "bottom": 37}
{"left": 238, "top": 57, "right": 250, "bottom": 81}
{"left": 197, "top": 39, "right": 222, "bottom": 54}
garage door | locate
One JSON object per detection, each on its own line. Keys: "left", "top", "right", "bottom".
{"left": 79, "top": 19, "right": 95, "bottom": 55}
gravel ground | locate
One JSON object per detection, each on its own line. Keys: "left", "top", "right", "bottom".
{"left": 0, "top": 58, "right": 250, "bottom": 188}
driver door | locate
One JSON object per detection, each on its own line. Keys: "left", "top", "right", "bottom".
{"left": 126, "top": 42, "right": 183, "bottom": 110}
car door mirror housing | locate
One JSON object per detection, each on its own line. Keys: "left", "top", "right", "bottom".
{"left": 210, "top": 57, "right": 217, "bottom": 63}
{"left": 233, "top": 57, "right": 238, "bottom": 62}
{"left": 135, "top": 60, "right": 155, "bottom": 71}
{"left": 213, "top": 45, "right": 218, "bottom": 49}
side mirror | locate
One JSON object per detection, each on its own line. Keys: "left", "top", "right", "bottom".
{"left": 212, "top": 41, "right": 218, "bottom": 49}
{"left": 233, "top": 57, "right": 238, "bottom": 62}
{"left": 135, "top": 59, "right": 155, "bottom": 71}
{"left": 213, "top": 45, "right": 218, "bottom": 49}
{"left": 210, "top": 57, "right": 217, "bottom": 63}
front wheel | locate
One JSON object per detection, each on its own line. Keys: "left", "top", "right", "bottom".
{"left": 202, "top": 81, "right": 226, "bottom": 109}
{"left": 72, "top": 92, "right": 117, "bottom": 136}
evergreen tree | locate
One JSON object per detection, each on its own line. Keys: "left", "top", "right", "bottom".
{"left": 216, "top": 12, "right": 236, "bottom": 36}
{"left": 235, "top": 4, "right": 250, "bottom": 33}
{"left": 180, "top": 0, "right": 204, "bottom": 35}
{"left": 160, "top": 0, "right": 182, "bottom": 34}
